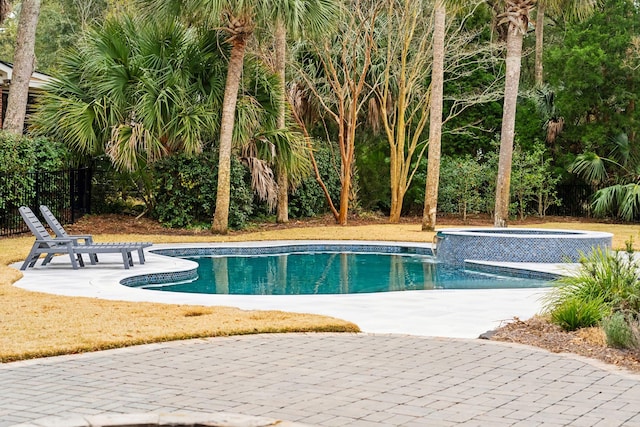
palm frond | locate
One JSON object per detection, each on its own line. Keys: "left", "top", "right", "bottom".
{"left": 545, "top": 117, "right": 564, "bottom": 144}
{"left": 253, "top": 128, "right": 311, "bottom": 187}
{"left": 592, "top": 183, "right": 640, "bottom": 221}
{"left": 618, "top": 184, "right": 640, "bottom": 222}
{"left": 609, "top": 133, "right": 638, "bottom": 168}
{"left": 32, "top": 13, "right": 229, "bottom": 169}
{"left": 241, "top": 156, "right": 278, "bottom": 211}
{"left": 569, "top": 152, "right": 608, "bottom": 185}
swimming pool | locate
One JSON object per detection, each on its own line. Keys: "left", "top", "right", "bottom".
{"left": 13, "top": 241, "right": 558, "bottom": 337}
{"left": 125, "top": 246, "right": 553, "bottom": 295}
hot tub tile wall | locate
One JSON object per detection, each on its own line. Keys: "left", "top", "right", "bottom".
{"left": 437, "top": 234, "right": 611, "bottom": 265}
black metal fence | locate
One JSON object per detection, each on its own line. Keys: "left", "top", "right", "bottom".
{"left": 546, "top": 184, "right": 594, "bottom": 217}
{"left": 0, "top": 168, "right": 92, "bottom": 237}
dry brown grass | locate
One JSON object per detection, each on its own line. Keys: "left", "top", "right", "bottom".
{"left": 1, "top": 219, "right": 636, "bottom": 363}
{"left": 0, "top": 234, "right": 361, "bottom": 363}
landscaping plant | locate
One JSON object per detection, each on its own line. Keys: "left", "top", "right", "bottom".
{"left": 545, "top": 244, "right": 640, "bottom": 337}
{"left": 602, "top": 311, "right": 639, "bottom": 349}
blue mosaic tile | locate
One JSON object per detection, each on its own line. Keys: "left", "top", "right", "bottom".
{"left": 435, "top": 229, "right": 612, "bottom": 265}
{"left": 151, "top": 244, "right": 433, "bottom": 258}
{"left": 121, "top": 268, "right": 198, "bottom": 287}
{"left": 465, "top": 263, "right": 560, "bottom": 281}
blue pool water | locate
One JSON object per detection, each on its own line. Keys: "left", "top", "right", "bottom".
{"left": 138, "top": 252, "right": 551, "bottom": 295}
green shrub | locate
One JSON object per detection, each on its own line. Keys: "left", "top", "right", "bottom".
{"left": 289, "top": 142, "right": 342, "bottom": 218}
{"left": 602, "top": 312, "right": 639, "bottom": 349}
{"left": 151, "top": 152, "right": 253, "bottom": 229}
{"left": 550, "top": 296, "right": 607, "bottom": 331}
{"left": 0, "top": 132, "right": 71, "bottom": 215}
{"left": 435, "top": 154, "right": 491, "bottom": 218}
{"left": 355, "top": 137, "right": 391, "bottom": 213}
{"left": 0, "top": 132, "right": 70, "bottom": 173}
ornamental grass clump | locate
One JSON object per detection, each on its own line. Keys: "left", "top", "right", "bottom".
{"left": 545, "top": 245, "right": 640, "bottom": 334}
{"left": 550, "top": 296, "right": 606, "bottom": 331}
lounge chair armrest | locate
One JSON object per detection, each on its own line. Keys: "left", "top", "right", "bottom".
{"left": 67, "top": 235, "right": 94, "bottom": 244}
{"left": 67, "top": 234, "right": 93, "bottom": 240}
{"left": 35, "top": 238, "right": 74, "bottom": 244}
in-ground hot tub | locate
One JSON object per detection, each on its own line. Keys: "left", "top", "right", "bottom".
{"left": 435, "top": 228, "right": 613, "bottom": 265}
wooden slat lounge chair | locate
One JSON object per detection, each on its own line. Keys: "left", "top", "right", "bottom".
{"left": 18, "top": 207, "right": 150, "bottom": 270}
{"left": 39, "top": 205, "right": 152, "bottom": 266}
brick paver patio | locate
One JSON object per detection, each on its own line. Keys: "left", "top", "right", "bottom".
{"left": 2, "top": 333, "right": 640, "bottom": 426}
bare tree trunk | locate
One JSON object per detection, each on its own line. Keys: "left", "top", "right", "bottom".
{"left": 494, "top": 23, "right": 524, "bottom": 228}
{"left": 275, "top": 20, "right": 289, "bottom": 223}
{"left": 422, "top": 3, "right": 446, "bottom": 232}
{"left": 3, "top": 0, "right": 41, "bottom": 134}
{"left": 534, "top": 2, "right": 545, "bottom": 87}
{"left": 212, "top": 39, "right": 247, "bottom": 234}
{"left": 338, "top": 170, "right": 351, "bottom": 225}
{"left": 389, "top": 147, "right": 402, "bottom": 223}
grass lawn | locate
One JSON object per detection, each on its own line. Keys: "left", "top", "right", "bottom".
{"left": 1, "top": 219, "right": 636, "bottom": 363}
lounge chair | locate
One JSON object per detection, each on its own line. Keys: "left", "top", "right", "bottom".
{"left": 39, "top": 205, "right": 152, "bottom": 266}
{"left": 18, "top": 206, "right": 150, "bottom": 270}
{"left": 39, "top": 205, "right": 97, "bottom": 263}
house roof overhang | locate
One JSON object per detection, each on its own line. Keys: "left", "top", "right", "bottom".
{"left": 0, "top": 60, "right": 54, "bottom": 89}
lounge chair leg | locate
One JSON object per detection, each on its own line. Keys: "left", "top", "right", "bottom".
{"left": 137, "top": 248, "right": 145, "bottom": 264}
{"left": 21, "top": 254, "right": 37, "bottom": 270}
{"left": 121, "top": 250, "right": 130, "bottom": 269}
{"left": 42, "top": 254, "right": 54, "bottom": 266}
{"left": 88, "top": 253, "right": 98, "bottom": 265}
{"left": 68, "top": 249, "right": 79, "bottom": 270}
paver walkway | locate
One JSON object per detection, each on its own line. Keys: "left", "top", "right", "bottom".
{"left": 2, "top": 333, "right": 640, "bottom": 426}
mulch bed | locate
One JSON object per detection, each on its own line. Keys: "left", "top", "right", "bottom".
{"left": 490, "top": 316, "right": 640, "bottom": 373}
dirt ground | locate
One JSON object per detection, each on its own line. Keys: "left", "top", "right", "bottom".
{"left": 65, "top": 212, "right": 610, "bottom": 236}
{"left": 64, "top": 212, "right": 640, "bottom": 373}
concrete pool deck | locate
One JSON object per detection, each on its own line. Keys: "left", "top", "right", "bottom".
{"left": 7, "top": 242, "right": 640, "bottom": 426}
{"left": 11, "top": 241, "right": 572, "bottom": 339}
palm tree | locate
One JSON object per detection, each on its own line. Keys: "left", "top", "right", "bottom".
{"left": 3, "top": 0, "right": 41, "bottom": 134}
{"left": 493, "top": 0, "right": 599, "bottom": 226}
{"left": 493, "top": 0, "right": 535, "bottom": 227}
{"left": 270, "top": 1, "right": 340, "bottom": 223}
{"left": 534, "top": 0, "right": 599, "bottom": 86}
{"left": 422, "top": 0, "right": 447, "bottom": 232}
{"left": 140, "top": 0, "right": 339, "bottom": 234}
{"left": 32, "top": 16, "right": 221, "bottom": 170}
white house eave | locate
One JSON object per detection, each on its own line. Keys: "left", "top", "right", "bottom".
{"left": 0, "top": 61, "right": 54, "bottom": 90}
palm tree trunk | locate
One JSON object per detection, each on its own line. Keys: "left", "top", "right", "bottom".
{"left": 3, "top": 0, "right": 41, "bottom": 134}
{"left": 534, "top": 2, "right": 545, "bottom": 87}
{"left": 275, "top": 20, "right": 289, "bottom": 223}
{"left": 494, "top": 23, "right": 524, "bottom": 227}
{"left": 212, "top": 38, "right": 247, "bottom": 234}
{"left": 422, "top": 2, "right": 446, "bottom": 232}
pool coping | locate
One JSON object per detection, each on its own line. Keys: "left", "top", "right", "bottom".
{"left": 12, "top": 240, "right": 574, "bottom": 338}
